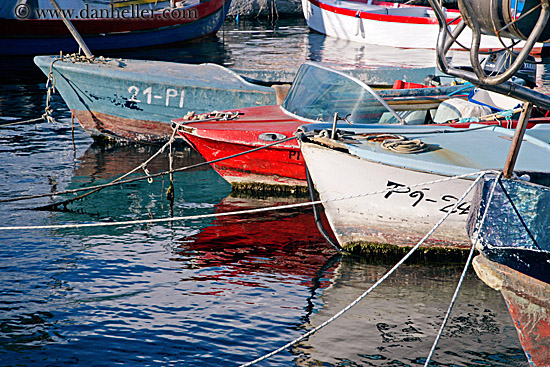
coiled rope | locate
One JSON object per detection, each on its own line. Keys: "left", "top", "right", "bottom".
{"left": 365, "top": 134, "right": 429, "bottom": 154}
{"left": 239, "top": 171, "right": 488, "bottom": 367}
{"left": 382, "top": 135, "right": 428, "bottom": 154}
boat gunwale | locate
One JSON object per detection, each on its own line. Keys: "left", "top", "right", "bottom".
{"left": 34, "top": 55, "right": 276, "bottom": 93}
{"left": 299, "top": 124, "right": 550, "bottom": 179}
{"left": 306, "top": 0, "right": 460, "bottom": 25}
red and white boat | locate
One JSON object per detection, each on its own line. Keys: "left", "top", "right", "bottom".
{"left": 302, "top": 0, "right": 544, "bottom": 53}
{"left": 173, "top": 62, "right": 546, "bottom": 193}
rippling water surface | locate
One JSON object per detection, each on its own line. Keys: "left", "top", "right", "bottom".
{"left": 0, "top": 18, "right": 542, "bottom": 366}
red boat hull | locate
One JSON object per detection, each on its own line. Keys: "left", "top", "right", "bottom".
{"left": 473, "top": 255, "right": 550, "bottom": 366}
{"left": 175, "top": 104, "right": 550, "bottom": 191}
{"left": 176, "top": 105, "right": 307, "bottom": 190}
{"left": 1, "top": 0, "right": 230, "bottom": 55}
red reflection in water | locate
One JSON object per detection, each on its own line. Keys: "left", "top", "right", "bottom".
{"left": 174, "top": 195, "right": 338, "bottom": 292}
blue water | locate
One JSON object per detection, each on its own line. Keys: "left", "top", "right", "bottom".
{"left": 0, "top": 18, "right": 537, "bottom": 366}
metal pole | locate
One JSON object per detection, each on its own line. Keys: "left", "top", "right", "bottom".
{"left": 48, "top": 0, "right": 93, "bottom": 58}
{"left": 503, "top": 102, "right": 533, "bottom": 178}
{"left": 331, "top": 112, "right": 338, "bottom": 140}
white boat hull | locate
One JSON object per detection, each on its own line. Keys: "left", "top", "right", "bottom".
{"left": 301, "top": 142, "right": 473, "bottom": 249}
{"left": 302, "top": 0, "right": 542, "bottom": 52}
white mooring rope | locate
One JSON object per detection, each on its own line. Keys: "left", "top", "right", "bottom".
{"left": 239, "top": 171, "right": 488, "bottom": 367}
{"left": 0, "top": 170, "right": 492, "bottom": 231}
{"left": 0, "top": 134, "right": 302, "bottom": 204}
{"left": 423, "top": 172, "right": 501, "bottom": 366}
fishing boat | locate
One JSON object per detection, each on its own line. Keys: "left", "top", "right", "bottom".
{"left": 34, "top": 56, "right": 446, "bottom": 143}
{"left": 473, "top": 255, "right": 550, "bottom": 366}
{"left": 393, "top": 1, "right": 550, "bottom": 363}
{"left": 173, "top": 60, "right": 547, "bottom": 193}
{"left": 301, "top": 0, "right": 544, "bottom": 53}
{"left": 1, "top": 0, "right": 231, "bottom": 56}
{"left": 299, "top": 120, "right": 550, "bottom": 250}
{"left": 468, "top": 174, "right": 550, "bottom": 366}
{"left": 173, "top": 62, "right": 479, "bottom": 192}
{"left": 34, "top": 55, "right": 279, "bottom": 143}
{"left": 298, "top": 0, "right": 550, "bottom": 251}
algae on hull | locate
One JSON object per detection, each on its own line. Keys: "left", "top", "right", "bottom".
{"left": 344, "top": 241, "right": 473, "bottom": 263}
{"left": 230, "top": 181, "right": 309, "bottom": 197}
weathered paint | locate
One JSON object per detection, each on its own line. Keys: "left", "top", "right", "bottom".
{"left": 73, "top": 109, "right": 174, "bottom": 143}
{"left": 174, "top": 102, "right": 550, "bottom": 193}
{"left": 34, "top": 56, "right": 277, "bottom": 142}
{"left": 301, "top": 141, "right": 474, "bottom": 248}
{"left": 175, "top": 105, "right": 307, "bottom": 188}
{"left": 473, "top": 255, "right": 550, "bottom": 367}
{"left": 300, "top": 124, "right": 550, "bottom": 249}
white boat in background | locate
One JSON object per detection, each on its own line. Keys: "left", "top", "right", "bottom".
{"left": 299, "top": 123, "right": 550, "bottom": 251}
{"left": 302, "top": 0, "right": 544, "bottom": 53}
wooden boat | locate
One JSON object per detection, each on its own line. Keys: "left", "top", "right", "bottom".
{"left": 174, "top": 61, "right": 548, "bottom": 193}
{"left": 34, "top": 56, "right": 446, "bottom": 144}
{"left": 299, "top": 123, "right": 550, "bottom": 250}
{"left": 34, "top": 55, "right": 279, "bottom": 143}
{"left": 1, "top": 0, "right": 231, "bottom": 56}
{"left": 468, "top": 174, "right": 550, "bottom": 365}
{"left": 175, "top": 105, "right": 309, "bottom": 192}
{"left": 174, "top": 62, "right": 482, "bottom": 192}
{"left": 473, "top": 255, "right": 550, "bottom": 367}
{"left": 302, "top": 0, "right": 544, "bottom": 53}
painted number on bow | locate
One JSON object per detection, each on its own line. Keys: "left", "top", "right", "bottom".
{"left": 289, "top": 151, "right": 301, "bottom": 160}
{"left": 385, "top": 180, "right": 470, "bottom": 214}
{"left": 127, "top": 85, "right": 186, "bottom": 108}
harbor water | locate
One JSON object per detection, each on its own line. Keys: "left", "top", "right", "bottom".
{"left": 1, "top": 18, "right": 547, "bottom": 366}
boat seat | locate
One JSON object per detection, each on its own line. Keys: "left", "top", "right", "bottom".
{"left": 432, "top": 98, "right": 492, "bottom": 123}
{"left": 386, "top": 7, "right": 431, "bottom": 17}
{"left": 378, "top": 110, "right": 430, "bottom": 125}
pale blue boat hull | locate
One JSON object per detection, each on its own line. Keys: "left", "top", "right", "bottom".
{"left": 34, "top": 55, "right": 277, "bottom": 142}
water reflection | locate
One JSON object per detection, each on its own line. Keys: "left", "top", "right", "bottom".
{"left": 51, "top": 142, "right": 231, "bottom": 237}
{"left": 306, "top": 32, "right": 440, "bottom": 68}
{"left": 0, "top": 16, "right": 547, "bottom": 367}
{"left": 175, "top": 194, "right": 338, "bottom": 287}
{"left": 294, "top": 257, "right": 527, "bottom": 366}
